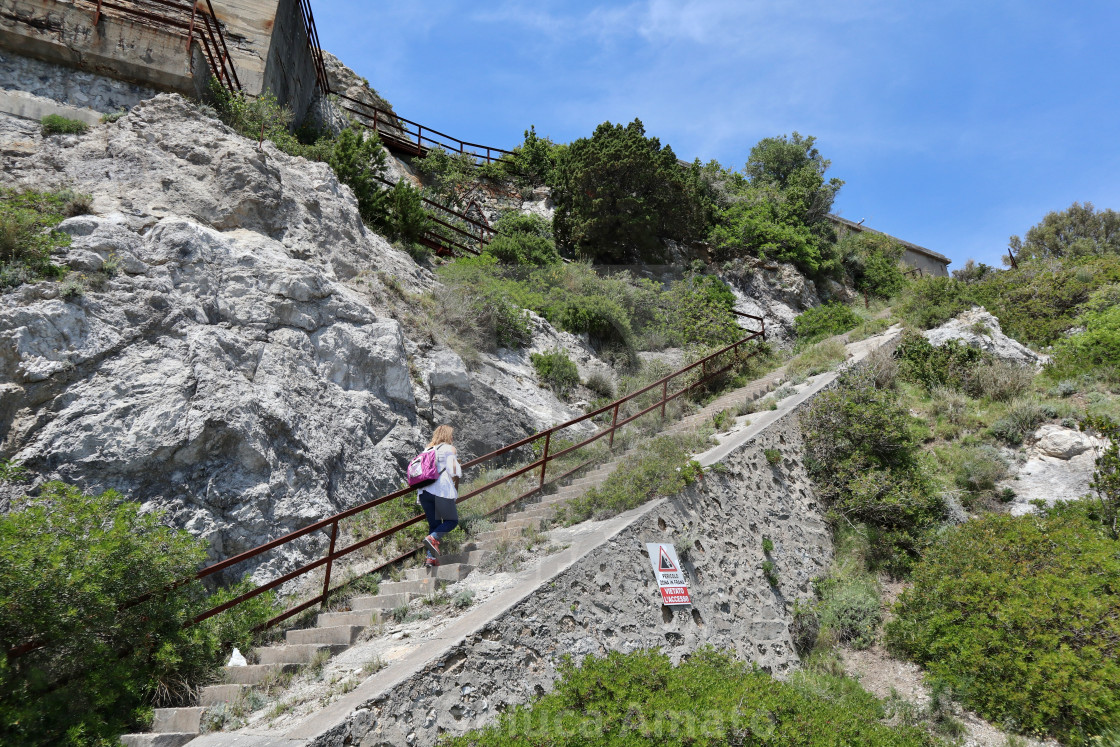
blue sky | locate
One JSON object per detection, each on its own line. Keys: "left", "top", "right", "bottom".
{"left": 315, "top": 1, "right": 1120, "bottom": 269}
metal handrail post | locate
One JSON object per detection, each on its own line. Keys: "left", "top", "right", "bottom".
{"left": 608, "top": 403, "right": 620, "bottom": 448}
{"left": 538, "top": 432, "right": 551, "bottom": 490}
{"left": 321, "top": 520, "right": 338, "bottom": 609}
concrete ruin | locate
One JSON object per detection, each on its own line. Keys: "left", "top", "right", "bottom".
{"left": 829, "top": 214, "right": 952, "bottom": 277}
{"left": 0, "top": 0, "right": 320, "bottom": 124}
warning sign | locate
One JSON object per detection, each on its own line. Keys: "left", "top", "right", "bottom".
{"left": 646, "top": 543, "right": 691, "bottom": 606}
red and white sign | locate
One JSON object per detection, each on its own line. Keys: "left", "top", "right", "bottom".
{"left": 646, "top": 543, "right": 692, "bottom": 606}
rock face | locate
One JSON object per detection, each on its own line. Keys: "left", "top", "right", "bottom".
{"left": 1002, "top": 424, "right": 1108, "bottom": 517}
{"left": 924, "top": 307, "right": 1049, "bottom": 366}
{"left": 1, "top": 214, "right": 421, "bottom": 579}
{"left": 0, "top": 96, "right": 604, "bottom": 580}
{"left": 722, "top": 261, "right": 823, "bottom": 345}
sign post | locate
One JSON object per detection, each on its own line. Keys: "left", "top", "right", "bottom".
{"left": 645, "top": 543, "right": 691, "bottom": 606}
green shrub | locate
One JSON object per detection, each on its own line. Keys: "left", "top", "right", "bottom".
{"left": 1084, "top": 415, "right": 1120, "bottom": 538}
{"left": 1051, "top": 306, "right": 1120, "bottom": 381}
{"left": 840, "top": 231, "right": 907, "bottom": 299}
{"left": 793, "top": 302, "right": 861, "bottom": 346}
{"left": 895, "top": 331, "right": 982, "bottom": 391}
{"left": 584, "top": 371, "right": 615, "bottom": 399}
{"left": 893, "top": 276, "right": 976, "bottom": 330}
{"left": 886, "top": 505, "right": 1120, "bottom": 743}
{"left": 40, "top": 114, "right": 88, "bottom": 136}
{"left": 0, "top": 188, "right": 77, "bottom": 288}
{"left": 989, "top": 399, "right": 1046, "bottom": 445}
{"left": 816, "top": 570, "right": 881, "bottom": 649}
{"left": 490, "top": 125, "right": 561, "bottom": 188}
{"left": 384, "top": 178, "right": 431, "bottom": 245}
{"left": 964, "top": 358, "right": 1034, "bottom": 401}
{"left": 530, "top": 349, "right": 579, "bottom": 395}
{"left": 802, "top": 369, "right": 944, "bottom": 575}
{"left": 484, "top": 213, "right": 559, "bottom": 265}
{"left": 787, "top": 338, "right": 848, "bottom": 378}
{"left": 446, "top": 647, "right": 934, "bottom": 746}
{"left": 552, "top": 119, "right": 710, "bottom": 262}
{"left": 764, "top": 448, "right": 782, "bottom": 465}
{"left": 0, "top": 482, "right": 276, "bottom": 745}
{"left": 953, "top": 445, "right": 1008, "bottom": 494}
{"left": 561, "top": 434, "right": 705, "bottom": 523}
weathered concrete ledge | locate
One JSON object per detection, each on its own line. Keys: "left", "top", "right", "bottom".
{"left": 193, "top": 328, "right": 901, "bottom": 747}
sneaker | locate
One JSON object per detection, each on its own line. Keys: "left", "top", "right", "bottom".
{"left": 424, "top": 557, "right": 440, "bottom": 567}
{"left": 423, "top": 535, "right": 440, "bottom": 557}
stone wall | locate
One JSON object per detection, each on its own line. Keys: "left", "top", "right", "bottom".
{"left": 0, "top": 51, "right": 160, "bottom": 115}
{"left": 312, "top": 411, "right": 831, "bottom": 746}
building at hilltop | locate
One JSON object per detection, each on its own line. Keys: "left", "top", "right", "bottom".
{"left": 0, "top": 0, "right": 321, "bottom": 126}
{"left": 829, "top": 214, "right": 951, "bottom": 276}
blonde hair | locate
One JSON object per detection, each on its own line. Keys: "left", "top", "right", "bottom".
{"left": 427, "top": 424, "right": 455, "bottom": 450}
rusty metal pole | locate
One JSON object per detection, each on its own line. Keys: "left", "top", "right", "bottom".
{"left": 187, "top": 1, "right": 198, "bottom": 51}
{"left": 661, "top": 380, "right": 668, "bottom": 419}
{"left": 538, "top": 432, "right": 551, "bottom": 490}
{"left": 417, "top": 125, "right": 423, "bottom": 152}
{"left": 94, "top": 0, "right": 102, "bottom": 25}
{"left": 609, "top": 403, "right": 620, "bottom": 448}
{"left": 321, "top": 520, "right": 338, "bottom": 609}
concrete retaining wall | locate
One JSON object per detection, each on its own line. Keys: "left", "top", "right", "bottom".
{"left": 311, "top": 413, "right": 831, "bottom": 746}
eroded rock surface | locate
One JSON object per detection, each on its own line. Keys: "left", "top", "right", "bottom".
{"left": 1002, "top": 424, "right": 1108, "bottom": 517}
{"left": 924, "top": 307, "right": 1049, "bottom": 366}
{"left": 0, "top": 97, "right": 605, "bottom": 580}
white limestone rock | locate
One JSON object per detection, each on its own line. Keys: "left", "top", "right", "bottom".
{"left": 923, "top": 307, "right": 1049, "bottom": 366}
{"left": 1002, "top": 424, "right": 1109, "bottom": 516}
{"left": 1035, "top": 424, "right": 1095, "bottom": 460}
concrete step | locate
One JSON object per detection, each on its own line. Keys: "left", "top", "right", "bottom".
{"left": 317, "top": 609, "right": 382, "bottom": 628}
{"left": 493, "top": 516, "right": 539, "bottom": 531}
{"left": 377, "top": 577, "right": 450, "bottom": 596}
{"left": 510, "top": 504, "right": 557, "bottom": 519}
{"left": 403, "top": 562, "right": 474, "bottom": 583}
{"left": 152, "top": 707, "right": 205, "bottom": 734}
{"left": 473, "top": 526, "right": 531, "bottom": 543}
{"left": 439, "top": 549, "right": 487, "bottom": 566}
{"left": 199, "top": 683, "right": 250, "bottom": 706}
{"left": 286, "top": 624, "right": 363, "bottom": 646}
{"left": 351, "top": 592, "right": 415, "bottom": 611}
{"left": 253, "top": 643, "right": 348, "bottom": 665}
{"left": 120, "top": 734, "right": 197, "bottom": 747}
{"left": 222, "top": 662, "right": 300, "bottom": 685}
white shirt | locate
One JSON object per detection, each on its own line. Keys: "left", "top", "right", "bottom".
{"left": 423, "top": 443, "right": 462, "bottom": 500}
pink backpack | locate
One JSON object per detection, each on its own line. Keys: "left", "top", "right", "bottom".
{"left": 406, "top": 447, "right": 441, "bottom": 488}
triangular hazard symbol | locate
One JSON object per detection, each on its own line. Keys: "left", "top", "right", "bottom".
{"left": 658, "top": 546, "right": 677, "bottom": 572}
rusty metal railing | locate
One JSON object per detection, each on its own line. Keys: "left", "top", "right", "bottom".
{"left": 184, "top": 315, "right": 766, "bottom": 631}
{"left": 336, "top": 93, "right": 513, "bottom": 166}
{"left": 295, "top": 0, "right": 329, "bottom": 95}
{"left": 5, "top": 311, "right": 766, "bottom": 660}
{"left": 373, "top": 175, "right": 494, "bottom": 257}
{"left": 77, "top": 0, "right": 241, "bottom": 92}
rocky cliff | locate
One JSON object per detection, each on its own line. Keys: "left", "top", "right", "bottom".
{"left": 0, "top": 95, "right": 603, "bottom": 580}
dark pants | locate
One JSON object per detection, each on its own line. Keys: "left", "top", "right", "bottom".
{"left": 419, "top": 491, "right": 458, "bottom": 557}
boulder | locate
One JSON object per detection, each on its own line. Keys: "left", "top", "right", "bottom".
{"left": 923, "top": 307, "right": 1049, "bottom": 366}
{"left": 1034, "top": 424, "right": 1094, "bottom": 460}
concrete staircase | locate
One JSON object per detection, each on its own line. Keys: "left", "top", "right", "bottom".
{"left": 121, "top": 354, "right": 790, "bottom": 746}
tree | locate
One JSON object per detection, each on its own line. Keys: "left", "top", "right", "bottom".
{"left": 1009, "top": 201, "right": 1120, "bottom": 262}
{"left": 552, "top": 119, "right": 710, "bottom": 263}
{"left": 840, "top": 231, "right": 906, "bottom": 298}
{"left": 746, "top": 132, "right": 843, "bottom": 226}
{"left": 706, "top": 133, "right": 843, "bottom": 275}
{"left": 0, "top": 482, "right": 275, "bottom": 745}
